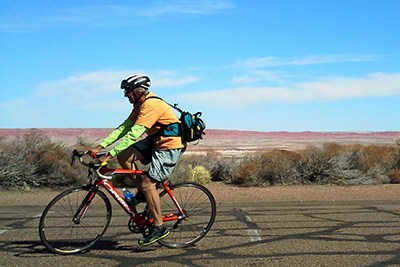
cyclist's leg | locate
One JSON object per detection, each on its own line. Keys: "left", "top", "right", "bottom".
{"left": 145, "top": 148, "right": 184, "bottom": 224}
{"left": 138, "top": 176, "right": 169, "bottom": 246}
{"left": 117, "top": 146, "right": 142, "bottom": 170}
{"left": 139, "top": 176, "right": 162, "bottom": 224}
{"left": 117, "top": 139, "right": 150, "bottom": 191}
{"left": 138, "top": 148, "right": 183, "bottom": 246}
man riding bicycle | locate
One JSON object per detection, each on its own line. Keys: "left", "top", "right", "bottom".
{"left": 90, "top": 74, "right": 186, "bottom": 246}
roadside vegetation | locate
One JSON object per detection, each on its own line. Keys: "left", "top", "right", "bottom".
{"left": 1, "top": 129, "right": 400, "bottom": 190}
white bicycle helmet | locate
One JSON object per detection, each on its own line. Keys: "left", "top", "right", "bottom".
{"left": 120, "top": 74, "right": 151, "bottom": 91}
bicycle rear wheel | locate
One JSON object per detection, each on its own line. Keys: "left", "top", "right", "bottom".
{"left": 157, "top": 182, "right": 217, "bottom": 248}
{"left": 39, "top": 185, "right": 112, "bottom": 254}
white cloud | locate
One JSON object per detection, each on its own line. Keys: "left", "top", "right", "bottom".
{"left": 0, "top": 69, "right": 200, "bottom": 127}
{"left": 177, "top": 72, "right": 400, "bottom": 107}
{"left": 143, "top": 0, "right": 234, "bottom": 17}
{"left": 0, "top": 98, "right": 27, "bottom": 109}
{"left": 0, "top": 1, "right": 234, "bottom": 32}
{"left": 234, "top": 54, "right": 379, "bottom": 69}
{"left": 36, "top": 70, "right": 129, "bottom": 97}
{"left": 232, "top": 70, "right": 283, "bottom": 84}
{"left": 151, "top": 71, "right": 199, "bottom": 87}
{"left": 36, "top": 69, "right": 198, "bottom": 97}
{"left": 3, "top": 69, "right": 193, "bottom": 126}
{"left": 33, "top": 70, "right": 400, "bottom": 111}
{"left": 296, "top": 73, "right": 400, "bottom": 100}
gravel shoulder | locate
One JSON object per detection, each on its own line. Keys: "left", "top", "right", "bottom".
{"left": 1, "top": 182, "right": 400, "bottom": 206}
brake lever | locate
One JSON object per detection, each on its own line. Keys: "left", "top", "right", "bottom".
{"left": 71, "top": 149, "right": 89, "bottom": 166}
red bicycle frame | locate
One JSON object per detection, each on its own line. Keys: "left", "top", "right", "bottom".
{"left": 89, "top": 167, "right": 185, "bottom": 226}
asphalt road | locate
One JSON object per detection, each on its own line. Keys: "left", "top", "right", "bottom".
{"left": 1, "top": 200, "right": 400, "bottom": 267}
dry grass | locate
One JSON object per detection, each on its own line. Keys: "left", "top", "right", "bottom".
{"left": 0, "top": 129, "right": 87, "bottom": 189}
{"left": 1, "top": 129, "right": 400, "bottom": 189}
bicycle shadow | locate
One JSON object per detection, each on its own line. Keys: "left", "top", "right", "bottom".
{"left": 1, "top": 240, "right": 52, "bottom": 257}
{"left": 1, "top": 239, "right": 157, "bottom": 258}
{"left": 3, "top": 201, "right": 400, "bottom": 266}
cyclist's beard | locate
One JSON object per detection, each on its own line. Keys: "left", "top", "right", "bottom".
{"left": 132, "top": 90, "right": 145, "bottom": 105}
{"left": 126, "top": 93, "right": 136, "bottom": 104}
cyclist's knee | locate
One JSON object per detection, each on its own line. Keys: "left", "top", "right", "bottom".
{"left": 117, "top": 147, "right": 140, "bottom": 169}
{"left": 139, "top": 176, "right": 156, "bottom": 191}
{"left": 117, "top": 156, "right": 131, "bottom": 169}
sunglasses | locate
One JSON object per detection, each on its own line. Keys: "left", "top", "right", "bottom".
{"left": 124, "top": 89, "right": 133, "bottom": 96}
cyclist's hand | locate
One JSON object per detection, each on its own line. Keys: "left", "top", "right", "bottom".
{"left": 99, "top": 154, "right": 113, "bottom": 164}
{"left": 90, "top": 145, "right": 103, "bottom": 158}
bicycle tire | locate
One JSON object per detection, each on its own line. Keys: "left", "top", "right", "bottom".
{"left": 39, "top": 185, "right": 112, "bottom": 254}
{"left": 156, "top": 182, "right": 217, "bottom": 248}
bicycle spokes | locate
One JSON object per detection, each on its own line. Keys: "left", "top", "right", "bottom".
{"left": 73, "top": 188, "right": 98, "bottom": 224}
{"left": 156, "top": 182, "right": 216, "bottom": 248}
{"left": 39, "top": 186, "right": 112, "bottom": 255}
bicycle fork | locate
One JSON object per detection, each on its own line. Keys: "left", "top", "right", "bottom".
{"left": 73, "top": 185, "right": 99, "bottom": 224}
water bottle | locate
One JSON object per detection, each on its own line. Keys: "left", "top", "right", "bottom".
{"left": 122, "top": 188, "right": 139, "bottom": 207}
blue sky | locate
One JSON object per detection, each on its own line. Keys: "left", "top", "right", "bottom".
{"left": 1, "top": 0, "right": 400, "bottom": 131}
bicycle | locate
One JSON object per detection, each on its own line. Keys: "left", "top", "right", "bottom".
{"left": 38, "top": 150, "right": 217, "bottom": 255}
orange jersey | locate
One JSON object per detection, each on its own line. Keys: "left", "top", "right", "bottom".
{"left": 129, "top": 92, "right": 186, "bottom": 150}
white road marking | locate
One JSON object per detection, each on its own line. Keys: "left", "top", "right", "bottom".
{"left": 0, "top": 213, "right": 43, "bottom": 235}
{"left": 245, "top": 215, "right": 261, "bottom": 242}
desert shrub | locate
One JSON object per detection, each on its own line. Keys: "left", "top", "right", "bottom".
{"left": 360, "top": 145, "right": 395, "bottom": 169}
{"left": 74, "top": 136, "right": 96, "bottom": 150}
{"left": 359, "top": 145, "right": 396, "bottom": 183}
{"left": 294, "top": 143, "right": 400, "bottom": 185}
{"left": 170, "top": 154, "right": 200, "bottom": 183}
{"left": 187, "top": 165, "right": 212, "bottom": 185}
{"left": 325, "top": 147, "right": 370, "bottom": 185}
{"left": 389, "top": 169, "right": 400, "bottom": 184}
{"left": 211, "top": 160, "right": 236, "bottom": 181}
{"left": 231, "top": 150, "right": 300, "bottom": 186}
{"left": 173, "top": 142, "right": 400, "bottom": 186}
{"left": 267, "top": 150, "right": 301, "bottom": 185}
{"left": 392, "top": 147, "right": 400, "bottom": 170}
{"left": 231, "top": 144, "right": 368, "bottom": 186}
{"left": 296, "top": 146, "right": 333, "bottom": 184}
{"left": 0, "top": 141, "right": 37, "bottom": 188}
{"left": 169, "top": 154, "right": 205, "bottom": 183}
{"left": 0, "top": 129, "right": 87, "bottom": 189}
{"left": 295, "top": 144, "right": 376, "bottom": 185}
{"left": 208, "top": 156, "right": 238, "bottom": 182}
{"left": 325, "top": 144, "right": 367, "bottom": 184}
{"left": 169, "top": 153, "right": 237, "bottom": 183}
{"left": 388, "top": 144, "right": 400, "bottom": 183}
{"left": 3, "top": 129, "right": 399, "bottom": 189}
{"left": 231, "top": 158, "right": 258, "bottom": 186}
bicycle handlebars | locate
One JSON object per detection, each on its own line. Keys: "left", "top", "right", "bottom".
{"left": 71, "top": 150, "right": 113, "bottom": 180}
{"left": 71, "top": 149, "right": 107, "bottom": 166}
{"left": 71, "top": 149, "right": 148, "bottom": 180}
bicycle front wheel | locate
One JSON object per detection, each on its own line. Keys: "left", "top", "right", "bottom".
{"left": 158, "top": 182, "right": 217, "bottom": 248}
{"left": 39, "top": 186, "right": 112, "bottom": 254}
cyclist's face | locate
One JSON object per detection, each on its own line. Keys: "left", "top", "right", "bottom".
{"left": 124, "top": 89, "right": 136, "bottom": 103}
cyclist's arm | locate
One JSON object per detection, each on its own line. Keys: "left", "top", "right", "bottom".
{"left": 109, "top": 124, "right": 147, "bottom": 157}
{"left": 99, "top": 119, "right": 134, "bottom": 148}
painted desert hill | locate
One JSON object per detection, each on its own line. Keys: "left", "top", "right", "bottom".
{"left": 1, "top": 128, "right": 399, "bottom": 156}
